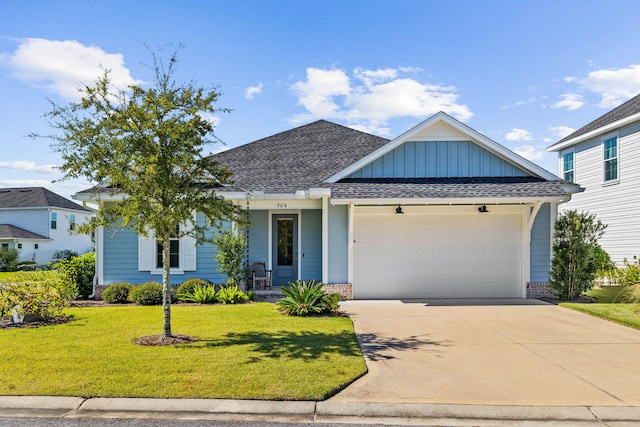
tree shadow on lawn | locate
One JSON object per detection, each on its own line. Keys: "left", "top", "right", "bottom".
{"left": 189, "top": 330, "right": 447, "bottom": 363}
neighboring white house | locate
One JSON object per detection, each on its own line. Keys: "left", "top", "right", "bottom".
{"left": 548, "top": 93, "right": 640, "bottom": 263}
{"left": 0, "top": 187, "right": 94, "bottom": 265}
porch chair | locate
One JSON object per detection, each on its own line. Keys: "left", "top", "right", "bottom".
{"left": 248, "top": 262, "right": 272, "bottom": 290}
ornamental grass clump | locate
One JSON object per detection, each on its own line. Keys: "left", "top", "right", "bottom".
{"left": 277, "top": 280, "right": 341, "bottom": 316}
{"left": 178, "top": 284, "right": 219, "bottom": 304}
{"left": 216, "top": 285, "right": 249, "bottom": 304}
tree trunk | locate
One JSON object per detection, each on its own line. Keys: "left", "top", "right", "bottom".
{"left": 162, "top": 233, "right": 172, "bottom": 337}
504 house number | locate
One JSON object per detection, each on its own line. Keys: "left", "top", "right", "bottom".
{"left": 276, "top": 203, "right": 287, "bottom": 208}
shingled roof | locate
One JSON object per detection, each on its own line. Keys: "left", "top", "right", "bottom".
{"left": 0, "top": 224, "right": 48, "bottom": 240}
{"left": 210, "top": 120, "right": 389, "bottom": 193}
{"left": 0, "top": 187, "right": 90, "bottom": 211}
{"left": 552, "top": 93, "right": 640, "bottom": 146}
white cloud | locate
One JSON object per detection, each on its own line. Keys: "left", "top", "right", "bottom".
{"left": 551, "top": 93, "right": 584, "bottom": 111}
{"left": 505, "top": 128, "right": 533, "bottom": 142}
{"left": 245, "top": 82, "right": 263, "bottom": 100}
{"left": 513, "top": 145, "right": 546, "bottom": 161}
{"left": 290, "top": 67, "right": 472, "bottom": 135}
{"left": 581, "top": 64, "right": 640, "bottom": 107}
{"left": 0, "top": 160, "right": 58, "bottom": 174}
{"left": 0, "top": 38, "right": 140, "bottom": 100}
{"left": 549, "top": 125, "right": 575, "bottom": 139}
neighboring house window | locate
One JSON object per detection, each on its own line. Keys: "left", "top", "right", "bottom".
{"left": 156, "top": 226, "right": 180, "bottom": 269}
{"left": 1, "top": 243, "right": 8, "bottom": 250}
{"left": 604, "top": 136, "right": 618, "bottom": 182}
{"left": 17, "top": 243, "right": 22, "bottom": 249}
{"left": 69, "top": 214, "right": 76, "bottom": 231}
{"left": 563, "top": 152, "right": 574, "bottom": 183}
{"left": 34, "top": 244, "right": 39, "bottom": 250}
{"left": 50, "top": 212, "right": 57, "bottom": 229}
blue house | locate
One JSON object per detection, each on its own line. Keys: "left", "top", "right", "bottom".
{"left": 76, "top": 112, "right": 580, "bottom": 299}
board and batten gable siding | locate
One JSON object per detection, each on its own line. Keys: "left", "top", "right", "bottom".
{"left": 529, "top": 203, "right": 551, "bottom": 282}
{"left": 348, "top": 140, "right": 529, "bottom": 179}
{"left": 559, "top": 121, "right": 640, "bottom": 263}
{"left": 0, "top": 209, "right": 49, "bottom": 237}
{"left": 327, "top": 203, "right": 348, "bottom": 283}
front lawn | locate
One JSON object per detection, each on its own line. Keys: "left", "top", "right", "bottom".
{"left": 560, "top": 285, "right": 640, "bottom": 330}
{"left": 0, "top": 303, "right": 366, "bottom": 400}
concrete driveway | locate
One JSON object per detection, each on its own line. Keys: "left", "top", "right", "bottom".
{"left": 331, "top": 299, "right": 640, "bottom": 406}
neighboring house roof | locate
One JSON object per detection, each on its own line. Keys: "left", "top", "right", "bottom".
{"left": 0, "top": 224, "right": 49, "bottom": 240}
{"left": 210, "top": 120, "right": 388, "bottom": 193}
{"left": 548, "top": 93, "right": 640, "bottom": 151}
{"left": 0, "top": 187, "right": 90, "bottom": 211}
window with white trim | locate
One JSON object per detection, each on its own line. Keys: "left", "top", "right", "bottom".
{"left": 604, "top": 136, "right": 618, "bottom": 182}
{"left": 50, "top": 212, "right": 57, "bottom": 229}
{"left": 563, "top": 151, "right": 574, "bottom": 183}
{"left": 156, "top": 226, "right": 180, "bottom": 269}
{"left": 69, "top": 214, "right": 76, "bottom": 231}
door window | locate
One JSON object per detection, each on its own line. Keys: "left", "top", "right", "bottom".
{"left": 277, "top": 218, "right": 294, "bottom": 266}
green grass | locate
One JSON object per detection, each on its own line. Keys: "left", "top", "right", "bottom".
{"left": 0, "top": 303, "right": 366, "bottom": 400}
{"left": 583, "top": 285, "right": 631, "bottom": 303}
{"left": 560, "top": 302, "right": 640, "bottom": 330}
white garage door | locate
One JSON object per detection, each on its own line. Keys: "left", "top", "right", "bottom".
{"left": 353, "top": 208, "right": 523, "bottom": 299}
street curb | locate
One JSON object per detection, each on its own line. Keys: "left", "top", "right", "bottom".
{"left": 0, "top": 396, "right": 85, "bottom": 418}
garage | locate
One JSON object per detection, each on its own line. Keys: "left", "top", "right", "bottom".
{"left": 352, "top": 206, "right": 524, "bottom": 299}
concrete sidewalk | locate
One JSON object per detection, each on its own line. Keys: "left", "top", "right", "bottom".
{"left": 1, "top": 396, "right": 640, "bottom": 425}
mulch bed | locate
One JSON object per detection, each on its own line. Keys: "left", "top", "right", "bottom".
{"left": 134, "top": 334, "right": 200, "bottom": 346}
{"left": 0, "top": 316, "right": 74, "bottom": 329}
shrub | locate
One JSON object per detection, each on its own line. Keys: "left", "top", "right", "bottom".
{"left": 216, "top": 285, "right": 249, "bottom": 304}
{"left": 214, "top": 229, "right": 248, "bottom": 286}
{"left": 51, "top": 250, "right": 79, "bottom": 263}
{"left": 178, "top": 285, "right": 218, "bottom": 304}
{"left": 621, "top": 284, "right": 640, "bottom": 303}
{"left": 102, "top": 282, "right": 132, "bottom": 304}
{"left": 550, "top": 210, "right": 608, "bottom": 300}
{"left": 129, "top": 282, "right": 163, "bottom": 305}
{"left": 176, "top": 278, "right": 211, "bottom": 302}
{"left": 0, "top": 247, "right": 19, "bottom": 272}
{"left": 55, "top": 252, "right": 95, "bottom": 299}
{"left": 0, "top": 271, "right": 76, "bottom": 319}
{"left": 277, "top": 280, "right": 339, "bottom": 316}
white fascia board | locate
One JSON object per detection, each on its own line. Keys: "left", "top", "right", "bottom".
{"left": 330, "top": 196, "right": 570, "bottom": 205}
{"left": 307, "top": 188, "right": 331, "bottom": 198}
{"left": 548, "top": 111, "right": 640, "bottom": 152}
{"left": 326, "top": 112, "right": 560, "bottom": 182}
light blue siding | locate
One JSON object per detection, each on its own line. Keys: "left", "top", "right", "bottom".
{"left": 328, "top": 204, "right": 348, "bottom": 283}
{"left": 348, "top": 141, "right": 529, "bottom": 178}
{"left": 530, "top": 203, "right": 551, "bottom": 282}
{"left": 247, "top": 210, "right": 268, "bottom": 264}
{"left": 301, "top": 210, "right": 322, "bottom": 281}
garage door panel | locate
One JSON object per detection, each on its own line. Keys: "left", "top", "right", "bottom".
{"left": 354, "top": 211, "right": 522, "bottom": 299}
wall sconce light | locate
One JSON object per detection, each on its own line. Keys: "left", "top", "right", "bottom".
{"left": 478, "top": 204, "right": 489, "bottom": 213}
{"left": 395, "top": 205, "right": 404, "bottom": 214}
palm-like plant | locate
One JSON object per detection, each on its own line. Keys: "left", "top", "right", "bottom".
{"left": 178, "top": 285, "right": 218, "bottom": 304}
{"left": 277, "top": 280, "right": 333, "bottom": 316}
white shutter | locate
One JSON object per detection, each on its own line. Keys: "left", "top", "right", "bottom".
{"left": 138, "top": 234, "right": 154, "bottom": 271}
{"left": 181, "top": 212, "right": 197, "bottom": 271}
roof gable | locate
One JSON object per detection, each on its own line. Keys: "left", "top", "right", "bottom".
{"left": 0, "top": 187, "right": 90, "bottom": 211}
{"left": 327, "top": 112, "right": 559, "bottom": 182}
{"left": 549, "top": 93, "right": 640, "bottom": 151}
{"left": 0, "top": 224, "right": 48, "bottom": 240}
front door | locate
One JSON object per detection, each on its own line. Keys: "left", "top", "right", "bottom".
{"left": 272, "top": 214, "right": 298, "bottom": 286}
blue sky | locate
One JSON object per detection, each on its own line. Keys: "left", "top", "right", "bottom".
{"left": 2, "top": 0, "right": 640, "bottom": 200}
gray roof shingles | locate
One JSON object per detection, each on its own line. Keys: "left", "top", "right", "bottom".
{"left": 0, "top": 224, "right": 48, "bottom": 240}
{"left": 0, "top": 187, "right": 90, "bottom": 211}
{"left": 555, "top": 93, "right": 640, "bottom": 145}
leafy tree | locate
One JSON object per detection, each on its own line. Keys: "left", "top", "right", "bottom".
{"left": 35, "top": 49, "right": 244, "bottom": 338}
{"left": 214, "top": 229, "right": 248, "bottom": 286}
{"left": 550, "top": 210, "right": 608, "bottom": 300}
{"left": 0, "top": 247, "right": 19, "bottom": 272}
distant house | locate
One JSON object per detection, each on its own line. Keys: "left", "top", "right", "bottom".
{"left": 0, "top": 187, "right": 94, "bottom": 264}
{"left": 548, "top": 94, "right": 640, "bottom": 264}
{"left": 77, "top": 112, "right": 580, "bottom": 299}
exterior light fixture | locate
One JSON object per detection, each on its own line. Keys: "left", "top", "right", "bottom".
{"left": 478, "top": 204, "right": 489, "bottom": 213}
{"left": 395, "top": 205, "right": 404, "bottom": 214}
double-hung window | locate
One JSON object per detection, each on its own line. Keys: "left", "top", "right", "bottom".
{"left": 156, "top": 226, "right": 180, "bottom": 269}
{"left": 604, "top": 136, "right": 618, "bottom": 182}
{"left": 69, "top": 214, "right": 76, "bottom": 231}
{"left": 50, "top": 212, "right": 57, "bottom": 229}
{"left": 563, "top": 151, "right": 574, "bottom": 183}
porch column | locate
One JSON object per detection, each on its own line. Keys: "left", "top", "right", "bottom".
{"left": 322, "top": 196, "right": 329, "bottom": 284}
